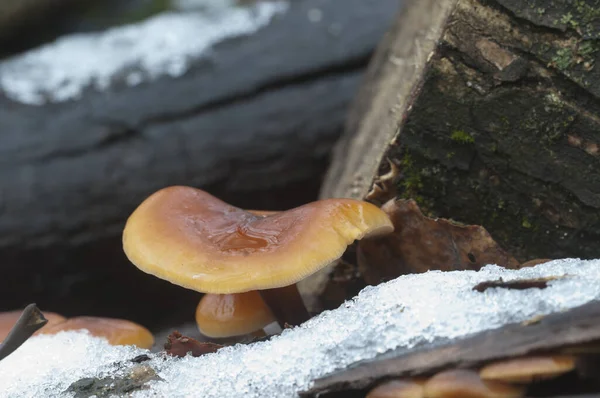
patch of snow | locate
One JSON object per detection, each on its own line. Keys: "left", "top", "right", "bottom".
{"left": 1, "top": 259, "right": 599, "bottom": 397}
{"left": 0, "top": 1, "right": 289, "bottom": 106}
{"left": 0, "top": 331, "right": 144, "bottom": 397}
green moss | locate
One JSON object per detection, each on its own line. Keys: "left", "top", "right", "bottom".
{"left": 450, "top": 130, "right": 475, "bottom": 144}
{"left": 560, "top": 12, "right": 579, "bottom": 29}
{"left": 497, "top": 199, "right": 505, "bottom": 210}
{"left": 396, "top": 151, "right": 435, "bottom": 212}
{"left": 552, "top": 48, "right": 574, "bottom": 71}
{"left": 578, "top": 40, "right": 599, "bottom": 57}
{"left": 573, "top": 0, "right": 600, "bottom": 34}
{"left": 522, "top": 218, "right": 533, "bottom": 228}
{"left": 446, "top": 152, "right": 456, "bottom": 159}
{"left": 400, "top": 152, "right": 414, "bottom": 168}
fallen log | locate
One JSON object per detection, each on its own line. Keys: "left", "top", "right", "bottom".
{"left": 302, "top": 300, "right": 600, "bottom": 397}
{"left": 302, "top": 0, "right": 600, "bottom": 312}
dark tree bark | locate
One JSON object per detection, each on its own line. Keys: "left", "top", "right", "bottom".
{"left": 306, "top": 0, "right": 600, "bottom": 311}
{"left": 0, "top": 0, "right": 403, "bottom": 328}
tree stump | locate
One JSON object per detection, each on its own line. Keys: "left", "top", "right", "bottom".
{"left": 302, "top": 0, "right": 600, "bottom": 312}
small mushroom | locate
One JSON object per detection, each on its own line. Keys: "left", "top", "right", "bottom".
{"left": 38, "top": 316, "right": 154, "bottom": 349}
{"left": 0, "top": 309, "right": 66, "bottom": 341}
{"left": 424, "top": 369, "right": 525, "bottom": 398}
{"left": 123, "top": 186, "right": 393, "bottom": 327}
{"left": 195, "top": 291, "right": 277, "bottom": 339}
{"left": 366, "top": 378, "right": 426, "bottom": 398}
{"left": 479, "top": 355, "right": 576, "bottom": 384}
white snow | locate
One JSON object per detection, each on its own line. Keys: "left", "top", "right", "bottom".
{"left": 0, "top": 1, "right": 289, "bottom": 105}
{"left": 1, "top": 258, "right": 599, "bottom": 397}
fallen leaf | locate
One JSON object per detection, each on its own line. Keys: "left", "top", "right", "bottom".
{"left": 164, "top": 331, "right": 223, "bottom": 358}
{"left": 358, "top": 199, "right": 519, "bottom": 285}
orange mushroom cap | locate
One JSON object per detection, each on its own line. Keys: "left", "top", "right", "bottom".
{"left": 195, "top": 291, "right": 276, "bottom": 338}
{"left": 366, "top": 378, "right": 426, "bottom": 398}
{"left": 38, "top": 316, "right": 154, "bottom": 349}
{"left": 424, "top": 369, "right": 525, "bottom": 398}
{"left": 479, "top": 355, "right": 576, "bottom": 384}
{"left": 0, "top": 309, "right": 66, "bottom": 342}
{"left": 123, "top": 186, "right": 393, "bottom": 294}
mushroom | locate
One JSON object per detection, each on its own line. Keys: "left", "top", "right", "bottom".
{"left": 424, "top": 369, "right": 525, "bottom": 398}
{"left": 198, "top": 211, "right": 286, "bottom": 338}
{"left": 38, "top": 316, "right": 154, "bottom": 349}
{"left": 366, "top": 378, "right": 426, "bottom": 398}
{"left": 479, "top": 355, "right": 576, "bottom": 384}
{"left": 0, "top": 309, "right": 66, "bottom": 341}
{"left": 123, "top": 186, "right": 393, "bottom": 327}
{"left": 195, "top": 291, "right": 277, "bottom": 339}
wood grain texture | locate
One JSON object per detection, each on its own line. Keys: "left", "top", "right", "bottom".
{"left": 311, "top": 0, "right": 600, "bottom": 312}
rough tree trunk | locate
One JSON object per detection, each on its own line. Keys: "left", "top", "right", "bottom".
{"left": 301, "top": 0, "right": 600, "bottom": 312}
{"left": 0, "top": 0, "right": 402, "bottom": 328}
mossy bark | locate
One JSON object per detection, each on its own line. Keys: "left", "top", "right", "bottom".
{"left": 322, "top": 0, "right": 600, "bottom": 263}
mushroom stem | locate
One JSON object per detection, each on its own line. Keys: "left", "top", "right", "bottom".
{"left": 0, "top": 303, "right": 48, "bottom": 361}
{"left": 259, "top": 284, "right": 310, "bottom": 327}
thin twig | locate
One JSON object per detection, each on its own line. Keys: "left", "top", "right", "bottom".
{"left": 0, "top": 303, "right": 48, "bottom": 361}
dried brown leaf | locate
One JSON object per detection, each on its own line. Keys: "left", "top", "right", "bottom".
{"left": 164, "top": 331, "right": 223, "bottom": 358}
{"left": 358, "top": 199, "right": 519, "bottom": 285}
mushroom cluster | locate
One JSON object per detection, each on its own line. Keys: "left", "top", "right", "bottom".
{"left": 123, "top": 185, "right": 394, "bottom": 335}
{"left": 0, "top": 309, "right": 154, "bottom": 349}
{"left": 365, "top": 355, "right": 579, "bottom": 398}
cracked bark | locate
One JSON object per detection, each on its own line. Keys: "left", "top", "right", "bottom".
{"left": 305, "top": 0, "right": 600, "bottom": 312}
{"left": 0, "top": 0, "right": 403, "bottom": 328}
